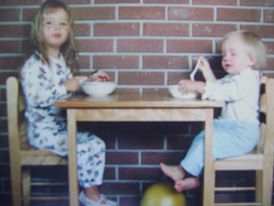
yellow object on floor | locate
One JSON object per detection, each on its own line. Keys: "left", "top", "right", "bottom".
{"left": 141, "top": 182, "right": 186, "bottom": 206}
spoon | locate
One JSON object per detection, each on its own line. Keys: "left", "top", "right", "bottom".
{"left": 90, "top": 69, "right": 99, "bottom": 76}
{"left": 78, "top": 69, "right": 99, "bottom": 85}
{"left": 190, "top": 59, "right": 200, "bottom": 81}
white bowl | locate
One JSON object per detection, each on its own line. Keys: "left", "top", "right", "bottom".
{"left": 81, "top": 81, "right": 116, "bottom": 97}
{"left": 168, "top": 85, "right": 197, "bottom": 99}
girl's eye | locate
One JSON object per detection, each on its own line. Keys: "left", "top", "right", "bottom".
{"left": 45, "top": 21, "right": 52, "bottom": 25}
{"left": 61, "top": 22, "right": 68, "bottom": 26}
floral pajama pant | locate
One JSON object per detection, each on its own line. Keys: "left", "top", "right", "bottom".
{"left": 27, "top": 119, "right": 106, "bottom": 188}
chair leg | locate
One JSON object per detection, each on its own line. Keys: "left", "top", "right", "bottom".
{"left": 262, "top": 165, "right": 273, "bottom": 206}
{"left": 10, "top": 162, "right": 22, "bottom": 206}
{"left": 22, "top": 169, "right": 31, "bottom": 206}
{"left": 211, "top": 169, "right": 216, "bottom": 204}
{"left": 255, "top": 170, "right": 263, "bottom": 202}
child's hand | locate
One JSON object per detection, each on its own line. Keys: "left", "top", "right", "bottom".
{"left": 88, "top": 71, "right": 110, "bottom": 82}
{"left": 64, "top": 78, "right": 80, "bottom": 92}
{"left": 178, "top": 80, "right": 205, "bottom": 94}
{"left": 196, "top": 56, "right": 211, "bottom": 73}
{"left": 196, "top": 56, "right": 216, "bottom": 83}
{"left": 74, "top": 75, "right": 88, "bottom": 84}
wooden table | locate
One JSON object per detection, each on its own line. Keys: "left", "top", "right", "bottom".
{"left": 55, "top": 91, "right": 224, "bottom": 206}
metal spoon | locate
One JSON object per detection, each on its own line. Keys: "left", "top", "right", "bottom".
{"left": 78, "top": 69, "right": 99, "bottom": 85}
{"left": 190, "top": 59, "right": 200, "bottom": 81}
{"left": 90, "top": 69, "right": 99, "bottom": 76}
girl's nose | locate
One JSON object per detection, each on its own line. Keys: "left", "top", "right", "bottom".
{"left": 53, "top": 24, "right": 61, "bottom": 30}
{"left": 50, "top": 22, "right": 61, "bottom": 30}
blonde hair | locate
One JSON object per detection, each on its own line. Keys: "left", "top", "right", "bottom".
{"left": 31, "top": 0, "right": 78, "bottom": 70}
{"left": 222, "top": 30, "right": 267, "bottom": 69}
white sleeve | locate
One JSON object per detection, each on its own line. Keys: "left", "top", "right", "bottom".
{"left": 202, "top": 72, "right": 258, "bottom": 102}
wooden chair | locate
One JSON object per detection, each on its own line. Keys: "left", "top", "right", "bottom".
{"left": 6, "top": 77, "right": 68, "bottom": 206}
{"left": 211, "top": 77, "right": 274, "bottom": 206}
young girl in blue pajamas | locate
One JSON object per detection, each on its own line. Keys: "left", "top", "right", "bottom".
{"left": 160, "top": 30, "right": 267, "bottom": 192}
{"left": 20, "top": 1, "right": 116, "bottom": 206}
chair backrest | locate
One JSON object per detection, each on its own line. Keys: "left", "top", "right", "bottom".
{"left": 256, "top": 77, "right": 274, "bottom": 155}
{"left": 7, "top": 77, "right": 29, "bottom": 154}
{"left": 7, "top": 77, "right": 24, "bottom": 173}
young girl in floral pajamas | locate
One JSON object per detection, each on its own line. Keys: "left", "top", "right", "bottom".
{"left": 160, "top": 30, "right": 266, "bottom": 192}
{"left": 20, "top": 1, "right": 116, "bottom": 206}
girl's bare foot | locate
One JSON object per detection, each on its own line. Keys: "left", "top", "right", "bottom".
{"left": 160, "top": 163, "right": 185, "bottom": 181}
{"left": 174, "top": 177, "right": 200, "bottom": 192}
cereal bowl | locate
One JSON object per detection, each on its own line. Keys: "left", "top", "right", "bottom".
{"left": 168, "top": 85, "right": 197, "bottom": 100}
{"left": 81, "top": 81, "right": 116, "bottom": 97}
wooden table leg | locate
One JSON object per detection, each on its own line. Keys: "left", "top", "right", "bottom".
{"left": 67, "top": 109, "right": 79, "bottom": 206}
{"left": 203, "top": 109, "right": 214, "bottom": 206}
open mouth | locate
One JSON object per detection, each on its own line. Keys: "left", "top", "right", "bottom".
{"left": 223, "top": 63, "right": 232, "bottom": 68}
{"left": 53, "top": 34, "right": 61, "bottom": 38}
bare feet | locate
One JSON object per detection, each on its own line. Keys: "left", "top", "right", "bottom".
{"left": 175, "top": 177, "right": 200, "bottom": 192}
{"left": 160, "top": 163, "right": 185, "bottom": 181}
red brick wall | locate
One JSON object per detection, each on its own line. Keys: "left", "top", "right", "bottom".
{"left": 0, "top": 0, "right": 273, "bottom": 205}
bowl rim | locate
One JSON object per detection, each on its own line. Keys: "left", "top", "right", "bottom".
{"left": 81, "top": 81, "right": 116, "bottom": 86}
{"left": 81, "top": 81, "right": 116, "bottom": 96}
{"left": 167, "top": 85, "right": 198, "bottom": 98}
{"left": 80, "top": 82, "right": 117, "bottom": 87}
{"left": 169, "top": 92, "right": 198, "bottom": 99}
{"left": 167, "top": 84, "right": 179, "bottom": 89}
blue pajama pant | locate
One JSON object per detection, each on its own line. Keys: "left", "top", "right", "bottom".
{"left": 180, "top": 119, "right": 260, "bottom": 177}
